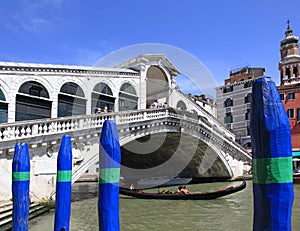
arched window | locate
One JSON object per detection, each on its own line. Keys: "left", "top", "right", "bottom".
{"left": 119, "top": 83, "right": 138, "bottom": 111}
{"left": 92, "top": 82, "right": 115, "bottom": 113}
{"left": 224, "top": 112, "right": 233, "bottom": 124}
{"left": 224, "top": 98, "right": 233, "bottom": 107}
{"left": 286, "top": 68, "right": 291, "bottom": 79}
{"left": 16, "top": 81, "right": 51, "bottom": 121}
{"left": 245, "top": 93, "right": 251, "bottom": 103}
{"left": 0, "top": 89, "right": 8, "bottom": 123}
{"left": 176, "top": 100, "right": 187, "bottom": 110}
{"left": 58, "top": 82, "right": 86, "bottom": 117}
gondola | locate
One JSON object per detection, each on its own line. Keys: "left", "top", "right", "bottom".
{"left": 119, "top": 179, "right": 246, "bottom": 200}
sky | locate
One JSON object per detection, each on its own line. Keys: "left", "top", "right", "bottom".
{"left": 1, "top": 0, "right": 300, "bottom": 98}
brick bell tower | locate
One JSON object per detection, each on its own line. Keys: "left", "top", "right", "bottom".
{"left": 278, "top": 20, "right": 300, "bottom": 85}
{"left": 278, "top": 20, "right": 300, "bottom": 151}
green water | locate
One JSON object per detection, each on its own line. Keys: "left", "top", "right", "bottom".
{"left": 29, "top": 181, "right": 300, "bottom": 231}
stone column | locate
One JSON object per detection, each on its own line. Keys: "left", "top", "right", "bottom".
{"left": 282, "top": 67, "right": 286, "bottom": 80}
{"left": 139, "top": 64, "right": 147, "bottom": 109}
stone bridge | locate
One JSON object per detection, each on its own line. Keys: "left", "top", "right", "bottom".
{"left": 0, "top": 108, "right": 251, "bottom": 201}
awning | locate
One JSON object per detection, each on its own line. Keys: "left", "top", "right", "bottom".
{"left": 292, "top": 151, "right": 300, "bottom": 157}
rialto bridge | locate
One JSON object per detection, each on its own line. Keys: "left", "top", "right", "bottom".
{"left": 0, "top": 54, "right": 252, "bottom": 201}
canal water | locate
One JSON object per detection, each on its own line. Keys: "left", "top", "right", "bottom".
{"left": 29, "top": 181, "right": 300, "bottom": 231}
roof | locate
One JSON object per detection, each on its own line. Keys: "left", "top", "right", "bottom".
{"left": 0, "top": 61, "right": 139, "bottom": 74}
{"left": 116, "top": 54, "right": 180, "bottom": 76}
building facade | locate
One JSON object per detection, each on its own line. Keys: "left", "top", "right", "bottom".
{"left": 216, "top": 66, "right": 265, "bottom": 149}
{"left": 278, "top": 23, "right": 300, "bottom": 151}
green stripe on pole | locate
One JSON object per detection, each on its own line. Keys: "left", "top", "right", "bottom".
{"left": 253, "top": 157, "right": 293, "bottom": 184}
{"left": 57, "top": 170, "right": 72, "bottom": 182}
{"left": 12, "top": 172, "right": 30, "bottom": 181}
{"left": 99, "top": 168, "right": 120, "bottom": 184}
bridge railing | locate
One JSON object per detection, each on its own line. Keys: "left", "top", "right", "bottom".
{"left": 0, "top": 109, "right": 220, "bottom": 141}
{"left": 0, "top": 109, "right": 170, "bottom": 145}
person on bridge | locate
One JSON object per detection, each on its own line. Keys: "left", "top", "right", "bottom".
{"left": 151, "top": 100, "right": 158, "bottom": 108}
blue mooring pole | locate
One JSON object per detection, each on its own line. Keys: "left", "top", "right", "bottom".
{"left": 251, "top": 77, "right": 294, "bottom": 231}
{"left": 12, "top": 143, "right": 30, "bottom": 231}
{"left": 54, "top": 134, "right": 73, "bottom": 231}
{"left": 98, "top": 120, "right": 121, "bottom": 231}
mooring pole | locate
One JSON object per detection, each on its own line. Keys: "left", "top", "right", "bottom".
{"left": 98, "top": 120, "right": 121, "bottom": 231}
{"left": 12, "top": 143, "right": 30, "bottom": 231}
{"left": 54, "top": 134, "right": 73, "bottom": 231}
{"left": 251, "top": 77, "right": 294, "bottom": 230}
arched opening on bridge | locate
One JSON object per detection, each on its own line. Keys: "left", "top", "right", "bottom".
{"left": 176, "top": 100, "right": 187, "bottom": 110}
{"left": 0, "top": 89, "right": 8, "bottom": 123}
{"left": 146, "top": 66, "right": 169, "bottom": 108}
{"left": 120, "top": 133, "right": 232, "bottom": 186}
{"left": 91, "top": 82, "right": 115, "bottom": 113}
{"left": 58, "top": 82, "right": 86, "bottom": 117}
{"left": 119, "top": 82, "right": 138, "bottom": 111}
{"left": 15, "top": 81, "right": 51, "bottom": 121}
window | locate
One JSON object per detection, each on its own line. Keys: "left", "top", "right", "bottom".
{"left": 245, "top": 109, "right": 250, "bottom": 120}
{"left": 223, "top": 86, "right": 233, "bottom": 93}
{"left": 288, "top": 92, "right": 295, "bottom": 100}
{"left": 287, "top": 109, "right": 294, "bottom": 119}
{"left": 224, "top": 113, "right": 233, "bottom": 124}
{"left": 286, "top": 68, "right": 291, "bottom": 78}
{"left": 245, "top": 93, "right": 251, "bottom": 103}
{"left": 294, "top": 66, "right": 298, "bottom": 77}
{"left": 119, "top": 82, "right": 138, "bottom": 111}
{"left": 224, "top": 98, "right": 233, "bottom": 107}
{"left": 244, "top": 81, "right": 253, "bottom": 88}
{"left": 297, "top": 108, "right": 300, "bottom": 121}
{"left": 280, "top": 94, "right": 285, "bottom": 101}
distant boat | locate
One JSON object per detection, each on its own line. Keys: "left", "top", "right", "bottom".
{"left": 120, "top": 179, "right": 246, "bottom": 200}
{"left": 137, "top": 176, "right": 192, "bottom": 188}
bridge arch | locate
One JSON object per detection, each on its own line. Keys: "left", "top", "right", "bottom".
{"left": 58, "top": 82, "right": 86, "bottom": 117}
{"left": 92, "top": 82, "right": 115, "bottom": 113}
{"left": 119, "top": 82, "right": 138, "bottom": 111}
{"left": 176, "top": 100, "right": 187, "bottom": 110}
{"left": 146, "top": 66, "right": 170, "bottom": 107}
{"left": 16, "top": 81, "right": 51, "bottom": 121}
{"left": 0, "top": 88, "right": 8, "bottom": 123}
{"left": 120, "top": 130, "right": 233, "bottom": 185}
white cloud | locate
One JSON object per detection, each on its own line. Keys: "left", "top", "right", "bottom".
{"left": 1, "top": 0, "right": 65, "bottom": 36}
